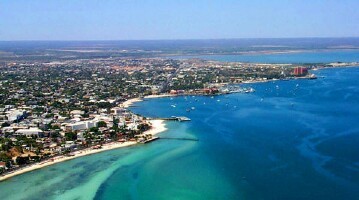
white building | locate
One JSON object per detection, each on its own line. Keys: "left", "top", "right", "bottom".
{"left": 15, "top": 128, "right": 43, "bottom": 137}
{"left": 6, "top": 109, "right": 26, "bottom": 122}
{"left": 70, "top": 110, "right": 85, "bottom": 116}
{"left": 65, "top": 120, "right": 98, "bottom": 131}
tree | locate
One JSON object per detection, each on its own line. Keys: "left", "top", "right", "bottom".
{"left": 0, "top": 152, "right": 11, "bottom": 162}
{"left": 65, "top": 132, "right": 77, "bottom": 141}
{"left": 16, "top": 156, "right": 29, "bottom": 165}
{"left": 1, "top": 122, "right": 10, "bottom": 128}
{"left": 89, "top": 127, "right": 99, "bottom": 132}
{"left": 51, "top": 132, "right": 60, "bottom": 138}
{"left": 97, "top": 121, "right": 107, "bottom": 128}
{"left": 137, "top": 123, "right": 150, "bottom": 132}
{"left": 51, "top": 125, "right": 60, "bottom": 130}
{"left": 112, "top": 118, "right": 119, "bottom": 131}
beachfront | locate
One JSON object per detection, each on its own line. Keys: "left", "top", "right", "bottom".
{"left": 0, "top": 119, "right": 167, "bottom": 182}
{"left": 1, "top": 93, "right": 174, "bottom": 182}
{"left": 121, "top": 94, "right": 176, "bottom": 108}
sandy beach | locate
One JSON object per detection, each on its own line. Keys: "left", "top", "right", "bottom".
{"left": 144, "top": 94, "right": 176, "bottom": 99}
{"left": 144, "top": 120, "right": 167, "bottom": 135}
{"left": 122, "top": 97, "right": 143, "bottom": 108}
{"left": 121, "top": 94, "right": 176, "bottom": 108}
{"left": 0, "top": 120, "right": 167, "bottom": 182}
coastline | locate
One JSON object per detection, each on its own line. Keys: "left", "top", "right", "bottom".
{"left": 0, "top": 120, "right": 167, "bottom": 182}
{"left": 121, "top": 94, "right": 176, "bottom": 108}
{"left": 4, "top": 64, "right": 356, "bottom": 182}
{"left": 143, "top": 119, "right": 168, "bottom": 135}
{"left": 122, "top": 97, "right": 143, "bottom": 108}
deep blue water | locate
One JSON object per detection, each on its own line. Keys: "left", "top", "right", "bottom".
{"left": 0, "top": 67, "right": 359, "bottom": 199}
{"left": 130, "top": 67, "right": 359, "bottom": 199}
{"left": 173, "top": 50, "right": 359, "bottom": 64}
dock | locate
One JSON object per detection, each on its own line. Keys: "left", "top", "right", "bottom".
{"left": 150, "top": 116, "right": 191, "bottom": 122}
{"left": 140, "top": 136, "right": 160, "bottom": 144}
{"left": 140, "top": 137, "right": 199, "bottom": 144}
{"left": 159, "top": 137, "right": 199, "bottom": 142}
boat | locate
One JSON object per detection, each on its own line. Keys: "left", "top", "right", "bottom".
{"left": 243, "top": 87, "right": 255, "bottom": 93}
{"left": 309, "top": 74, "right": 317, "bottom": 79}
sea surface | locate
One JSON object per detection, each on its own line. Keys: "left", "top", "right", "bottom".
{"left": 0, "top": 66, "right": 359, "bottom": 199}
{"left": 173, "top": 50, "right": 359, "bottom": 64}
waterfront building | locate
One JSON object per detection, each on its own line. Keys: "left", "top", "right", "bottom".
{"left": 293, "top": 67, "right": 308, "bottom": 76}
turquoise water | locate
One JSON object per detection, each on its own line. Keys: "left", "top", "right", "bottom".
{"left": 1, "top": 67, "right": 359, "bottom": 199}
{"left": 173, "top": 50, "right": 359, "bottom": 63}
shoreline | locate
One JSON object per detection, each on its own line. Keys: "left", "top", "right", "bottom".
{"left": 143, "top": 119, "right": 167, "bottom": 135}
{"left": 121, "top": 97, "right": 143, "bottom": 108}
{"left": 3, "top": 65, "right": 357, "bottom": 182}
{"left": 121, "top": 94, "right": 176, "bottom": 108}
{"left": 0, "top": 119, "right": 167, "bottom": 182}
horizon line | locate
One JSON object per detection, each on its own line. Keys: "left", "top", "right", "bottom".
{"left": 1, "top": 36, "right": 359, "bottom": 42}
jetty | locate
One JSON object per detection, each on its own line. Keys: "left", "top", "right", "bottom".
{"left": 139, "top": 136, "right": 198, "bottom": 144}
{"left": 160, "top": 137, "right": 199, "bottom": 142}
{"left": 149, "top": 116, "right": 191, "bottom": 122}
{"left": 140, "top": 136, "right": 160, "bottom": 144}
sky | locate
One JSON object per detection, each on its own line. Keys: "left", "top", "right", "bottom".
{"left": 1, "top": 0, "right": 359, "bottom": 40}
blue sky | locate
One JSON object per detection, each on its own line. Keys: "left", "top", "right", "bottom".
{"left": 1, "top": 0, "right": 358, "bottom": 40}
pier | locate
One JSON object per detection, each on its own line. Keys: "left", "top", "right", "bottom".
{"left": 140, "top": 137, "right": 199, "bottom": 144}
{"left": 140, "top": 137, "right": 160, "bottom": 144}
{"left": 149, "top": 116, "right": 191, "bottom": 122}
{"left": 159, "top": 137, "right": 199, "bottom": 142}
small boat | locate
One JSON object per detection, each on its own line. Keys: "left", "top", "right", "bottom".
{"left": 171, "top": 105, "right": 176, "bottom": 108}
{"left": 191, "top": 107, "right": 195, "bottom": 110}
{"left": 309, "top": 74, "right": 317, "bottom": 79}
